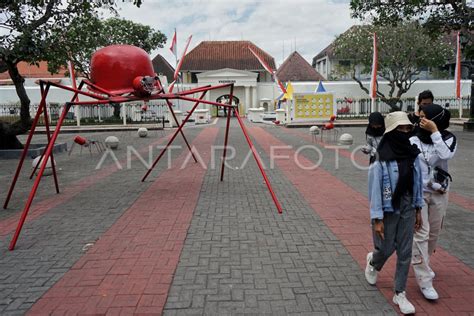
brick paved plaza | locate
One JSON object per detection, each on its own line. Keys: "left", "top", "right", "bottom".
{"left": 0, "top": 120, "right": 473, "bottom": 315}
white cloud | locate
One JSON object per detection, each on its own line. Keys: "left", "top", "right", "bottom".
{"left": 114, "top": 0, "right": 357, "bottom": 67}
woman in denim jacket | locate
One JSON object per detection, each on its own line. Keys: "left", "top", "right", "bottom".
{"left": 365, "top": 111, "right": 423, "bottom": 315}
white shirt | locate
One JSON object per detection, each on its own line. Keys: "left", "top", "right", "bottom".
{"left": 410, "top": 131, "right": 456, "bottom": 192}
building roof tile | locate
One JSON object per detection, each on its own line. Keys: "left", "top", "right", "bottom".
{"left": 181, "top": 41, "right": 276, "bottom": 71}
{"left": 277, "top": 51, "right": 325, "bottom": 81}
{"left": 0, "top": 61, "right": 66, "bottom": 80}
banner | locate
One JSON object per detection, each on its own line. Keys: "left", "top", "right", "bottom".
{"left": 455, "top": 31, "right": 461, "bottom": 99}
{"left": 248, "top": 46, "right": 287, "bottom": 94}
{"left": 169, "top": 30, "right": 177, "bottom": 57}
{"left": 173, "top": 34, "right": 192, "bottom": 81}
{"left": 370, "top": 32, "right": 378, "bottom": 100}
{"left": 293, "top": 93, "right": 335, "bottom": 121}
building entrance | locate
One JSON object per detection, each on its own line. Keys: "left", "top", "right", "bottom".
{"left": 214, "top": 94, "right": 240, "bottom": 117}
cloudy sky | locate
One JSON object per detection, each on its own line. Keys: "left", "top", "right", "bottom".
{"left": 112, "top": 0, "right": 358, "bottom": 68}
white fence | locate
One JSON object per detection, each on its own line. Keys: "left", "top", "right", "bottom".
{"left": 334, "top": 96, "right": 471, "bottom": 118}
{"left": 0, "top": 100, "right": 170, "bottom": 125}
{"left": 1, "top": 95, "right": 471, "bottom": 125}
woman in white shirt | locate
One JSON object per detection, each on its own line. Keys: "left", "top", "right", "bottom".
{"left": 409, "top": 104, "right": 457, "bottom": 301}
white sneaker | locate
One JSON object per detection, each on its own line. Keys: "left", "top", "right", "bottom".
{"left": 421, "top": 286, "right": 439, "bottom": 300}
{"left": 365, "top": 252, "right": 377, "bottom": 285}
{"left": 393, "top": 292, "right": 416, "bottom": 314}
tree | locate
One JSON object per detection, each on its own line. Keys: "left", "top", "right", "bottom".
{"left": 350, "top": 0, "right": 474, "bottom": 121}
{"left": 333, "top": 23, "right": 453, "bottom": 110}
{"left": 52, "top": 17, "right": 166, "bottom": 120}
{"left": 0, "top": 1, "right": 147, "bottom": 149}
{"left": 47, "top": 17, "right": 166, "bottom": 78}
{"left": 350, "top": 0, "right": 473, "bottom": 57}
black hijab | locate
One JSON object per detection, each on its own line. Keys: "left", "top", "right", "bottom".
{"left": 366, "top": 112, "right": 385, "bottom": 137}
{"left": 378, "top": 130, "right": 420, "bottom": 162}
{"left": 377, "top": 130, "right": 420, "bottom": 209}
{"left": 417, "top": 104, "right": 451, "bottom": 144}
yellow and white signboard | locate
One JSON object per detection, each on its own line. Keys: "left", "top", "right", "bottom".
{"left": 292, "top": 92, "right": 336, "bottom": 121}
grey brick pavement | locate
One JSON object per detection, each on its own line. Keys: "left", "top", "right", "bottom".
{"left": 0, "top": 128, "right": 198, "bottom": 315}
{"left": 164, "top": 121, "right": 396, "bottom": 315}
{"left": 0, "top": 129, "right": 167, "bottom": 220}
{"left": 0, "top": 120, "right": 472, "bottom": 315}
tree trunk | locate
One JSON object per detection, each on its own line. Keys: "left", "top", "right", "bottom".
{"left": 0, "top": 62, "right": 32, "bottom": 149}
{"left": 7, "top": 61, "right": 31, "bottom": 126}
{"left": 0, "top": 119, "right": 29, "bottom": 149}
{"left": 352, "top": 72, "right": 401, "bottom": 111}
{"left": 380, "top": 97, "right": 401, "bottom": 111}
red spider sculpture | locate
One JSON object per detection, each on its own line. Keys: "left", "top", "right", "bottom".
{"left": 4, "top": 45, "right": 282, "bottom": 250}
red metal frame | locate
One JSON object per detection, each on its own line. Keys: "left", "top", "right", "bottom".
{"left": 220, "top": 84, "right": 234, "bottom": 182}
{"left": 4, "top": 78, "right": 283, "bottom": 250}
{"left": 29, "top": 84, "right": 60, "bottom": 190}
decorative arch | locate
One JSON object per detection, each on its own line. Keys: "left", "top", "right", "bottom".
{"left": 215, "top": 94, "right": 240, "bottom": 117}
{"left": 216, "top": 94, "right": 240, "bottom": 105}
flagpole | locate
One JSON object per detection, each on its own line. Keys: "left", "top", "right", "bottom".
{"left": 67, "top": 59, "right": 80, "bottom": 127}
{"left": 171, "top": 33, "right": 192, "bottom": 117}
{"left": 174, "top": 28, "right": 182, "bottom": 112}
{"left": 455, "top": 31, "right": 462, "bottom": 119}
{"left": 173, "top": 28, "right": 178, "bottom": 70}
{"left": 370, "top": 32, "right": 378, "bottom": 114}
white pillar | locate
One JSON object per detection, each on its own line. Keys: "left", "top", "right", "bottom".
{"left": 252, "top": 86, "right": 257, "bottom": 108}
{"left": 205, "top": 91, "right": 210, "bottom": 111}
{"left": 74, "top": 105, "right": 80, "bottom": 126}
{"left": 458, "top": 99, "right": 462, "bottom": 119}
{"left": 355, "top": 99, "right": 360, "bottom": 115}
{"left": 286, "top": 100, "right": 292, "bottom": 123}
{"left": 245, "top": 86, "right": 250, "bottom": 114}
{"left": 122, "top": 104, "right": 127, "bottom": 125}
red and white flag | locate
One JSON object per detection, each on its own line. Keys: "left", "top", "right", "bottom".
{"left": 369, "top": 32, "right": 378, "bottom": 100}
{"left": 169, "top": 30, "right": 177, "bottom": 57}
{"left": 67, "top": 60, "right": 78, "bottom": 102}
{"left": 249, "top": 46, "right": 274, "bottom": 74}
{"left": 248, "top": 46, "right": 286, "bottom": 94}
{"left": 168, "top": 80, "right": 176, "bottom": 93}
{"left": 172, "top": 35, "right": 192, "bottom": 87}
{"left": 455, "top": 31, "right": 461, "bottom": 99}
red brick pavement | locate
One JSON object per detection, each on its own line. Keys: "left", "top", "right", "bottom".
{"left": 285, "top": 127, "right": 474, "bottom": 213}
{"left": 0, "top": 133, "right": 173, "bottom": 239}
{"left": 448, "top": 193, "right": 474, "bottom": 213}
{"left": 28, "top": 127, "right": 218, "bottom": 315}
{"left": 250, "top": 126, "right": 474, "bottom": 315}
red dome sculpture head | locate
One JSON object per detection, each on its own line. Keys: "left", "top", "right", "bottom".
{"left": 90, "top": 45, "right": 155, "bottom": 95}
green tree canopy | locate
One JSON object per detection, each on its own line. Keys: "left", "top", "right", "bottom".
{"left": 334, "top": 23, "right": 453, "bottom": 109}
{"left": 0, "top": 1, "right": 158, "bottom": 149}
{"left": 350, "top": 0, "right": 473, "bottom": 58}
{"left": 1, "top": 1, "right": 113, "bottom": 127}
{"left": 46, "top": 17, "right": 166, "bottom": 78}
